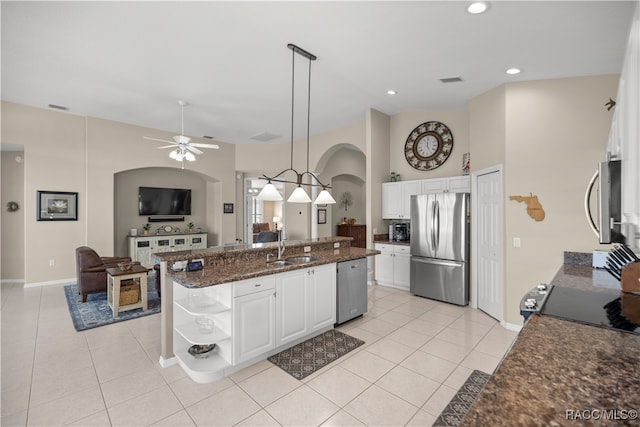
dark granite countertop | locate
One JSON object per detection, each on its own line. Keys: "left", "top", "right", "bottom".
{"left": 463, "top": 257, "right": 640, "bottom": 426}
{"left": 162, "top": 245, "right": 379, "bottom": 288}
{"left": 463, "top": 314, "right": 640, "bottom": 426}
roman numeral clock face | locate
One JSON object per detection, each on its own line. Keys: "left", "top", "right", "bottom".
{"left": 404, "top": 121, "right": 454, "bottom": 171}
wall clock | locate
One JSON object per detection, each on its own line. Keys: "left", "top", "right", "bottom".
{"left": 404, "top": 121, "right": 454, "bottom": 171}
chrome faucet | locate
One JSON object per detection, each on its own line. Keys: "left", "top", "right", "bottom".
{"left": 278, "top": 229, "right": 285, "bottom": 259}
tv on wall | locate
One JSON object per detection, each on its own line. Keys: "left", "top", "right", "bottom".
{"left": 138, "top": 186, "right": 192, "bottom": 216}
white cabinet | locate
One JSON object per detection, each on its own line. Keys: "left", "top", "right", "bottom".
{"left": 173, "top": 282, "right": 232, "bottom": 384}
{"left": 189, "top": 235, "right": 207, "bottom": 250}
{"left": 422, "top": 176, "right": 470, "bottom": 194}
{"left": 308, "top": 263, "right": 337, "bottom": 333}
{"left": 374, "top": 243, "right": 411, "bottom": 291}
{"left": 129, "top": 233, "right": 208, "bottom": 268}
{"left": 130, "top": 237, "right": 156, "bottom": 268}
{"left": 275, "top": 263, "right": 337, "bottom": 347}
{"left": 275, "top": 269, "right": 309, "bottom": 347}
{"left": 233, "top": 276, "right": 276, "bottom": 365}
{"left": 382, "top": 180, "right": 421, "bottom": 219}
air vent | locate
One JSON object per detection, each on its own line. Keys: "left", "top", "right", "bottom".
{"left": 250, "top": 131, "right": 280, "bottom": 142}
{"left": 203, "top": 135, "right": 215, "bottom": 139}
{"left": 440, "top": 77, "right": 464, "bottom": 83}
{"left": 48, "top": 103, "right": 69, "bottom": 111}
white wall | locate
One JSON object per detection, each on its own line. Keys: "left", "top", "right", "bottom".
{"left": 1, "top": 149, "right": 25, "bottom": 281}
{"left": 2, "top": 102, "right": 237, "bottom": 285}
{"left": 113, "top": 168, "right": 211, "bottom": 256}
{"left": 389, "top": 109, "right": 470, "bottom": 181}
{"left": 470, "top": 75, "right": 620, "bottom": 326}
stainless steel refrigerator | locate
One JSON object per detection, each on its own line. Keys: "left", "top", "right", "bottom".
{"left": 410, "top": 193, "right": 470, "bottom": 306}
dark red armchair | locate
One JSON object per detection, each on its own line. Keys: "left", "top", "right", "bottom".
{"left": 75, "top": 246, "right": 131, "bottom": 302}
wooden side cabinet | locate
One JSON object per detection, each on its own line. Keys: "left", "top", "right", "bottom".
{"left": 337, "top": 224, "right": 367, "bottom": 248}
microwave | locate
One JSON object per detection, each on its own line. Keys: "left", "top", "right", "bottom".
{"left": 585, "top": 160, "right": 624, "bottom": 244}
{"left": 391, "top": 223, "right": 410, "bottom": 241}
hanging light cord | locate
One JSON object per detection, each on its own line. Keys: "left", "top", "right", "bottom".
{"left": 260, "top": 43, "right": 330, "bottom": 189}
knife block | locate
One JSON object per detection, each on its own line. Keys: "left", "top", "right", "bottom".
{"left": 621, "top": 262, "right": 640, "bottom": 293}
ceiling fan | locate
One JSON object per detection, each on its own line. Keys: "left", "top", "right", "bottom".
{"left": 144, "top": 100, "right": 219, "bottom": 167}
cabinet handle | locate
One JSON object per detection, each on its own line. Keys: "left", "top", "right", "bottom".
{"left": 254, "top": 284, "right": 261, "bottom": 287}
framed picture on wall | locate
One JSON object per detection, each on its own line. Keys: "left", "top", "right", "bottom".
{"left": 223, "top": 203, "right": 234, "bottom": 214}
{"left": 37, "top": 191, "right": 78, "bottom": 221}
{"left": 317, "top": 208, "right": 326, "bottom": 224}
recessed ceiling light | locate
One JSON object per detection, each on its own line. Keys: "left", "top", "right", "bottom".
{"left": 505, "top": 67, "right": 522, "bottom": 75}
{"left": 387, "top": 90, "right": 397, "bottom": 95}
{"left": 467, "top": 2, "right": 488, "bottom": 14}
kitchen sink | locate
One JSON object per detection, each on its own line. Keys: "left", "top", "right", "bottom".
{"left": 285, "top": 255, "right": 321, "bottom": 264}
{"left": 267, "top": 260, "right": 293, "bottom": 267}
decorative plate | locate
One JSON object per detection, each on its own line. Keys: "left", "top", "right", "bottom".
{"left": 163, "top": 225, "right": 173, "bottom": 233}
{"left": 404, "top": 121, "right": 454, "bottom": 171}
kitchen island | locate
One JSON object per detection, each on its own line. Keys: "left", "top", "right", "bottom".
{"left": 463, "top": 256, "right": 640, "bottom": 426}
{"left": 153, "top": 237, "right": 379, "bottom": 383}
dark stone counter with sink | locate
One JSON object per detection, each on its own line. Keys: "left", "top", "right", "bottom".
{"left": 462, "top": 252, "right": 640, "bottom": 426}
{"left": 153, "top": 236, "right": 380, "bottom": 288}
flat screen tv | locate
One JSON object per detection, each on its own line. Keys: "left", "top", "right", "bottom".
{"left": 138, "top": 186, "right": 191, "bottom": 216}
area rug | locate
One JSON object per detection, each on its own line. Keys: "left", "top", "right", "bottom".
{"left": 433, "top": 370, "right": 492, "bottom": 426}
{"left": 64, "top": 278, "right": 160, "bottom": 332}
{"left": 268, "top": 330, "right": 365, "bottom": 380}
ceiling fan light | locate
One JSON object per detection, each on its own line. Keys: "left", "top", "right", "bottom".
{"left": 185, "top": 151, "right": 196, "bottom": 162}
{"left": 169, "top": 149, "right": 179, "bottom": 160}
{"left": 314, "top": 189, "right": 336, "bottom": 205}
{"left": 257, "top": 182, "right": 283, "bottom": 201}
{"left": 288, "top": 186, "right": 312, "bottom": 203}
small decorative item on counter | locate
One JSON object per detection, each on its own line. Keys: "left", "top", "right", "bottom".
{"left": 186, "top": 222, "right": 195, "bottom": 232}
{"left": 349, "top": 218, "right": 356, "bottom": 225}
{"left": 341, "top": 217, "right": 348, "bottom": 225}
{"left": 195, "top": 316, "right": 214, "bottom": 334}
{"left": 390, "top": 172, "right": 397, "bottom": 182}
{"left": 395, "top": 174, "right": 401, "bottom": 181}
{"left": 142, "top": 223, "right": 151, "bottom": 235}
{"left": 117, "top": 261, "right": 140, "bottom": 271}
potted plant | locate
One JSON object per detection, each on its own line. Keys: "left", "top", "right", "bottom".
{"left": 186, "top": 222, "right": 195, "bottom": 233}
{"left": 142, "top": 223, "right": 151, "bottom": 235}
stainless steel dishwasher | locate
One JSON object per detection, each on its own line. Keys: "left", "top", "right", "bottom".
{"left": 336, "top": 258, "right": 368, "bottom": 324}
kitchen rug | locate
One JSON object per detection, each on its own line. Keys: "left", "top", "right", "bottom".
{"left": 433, "top": 370, "right": 492, "bottom": 426}
{"left": 64, "top": 274, "right": 160, "bottom": 331}
{"left": 268, "top": 330, "right": 365, "bottom": 380}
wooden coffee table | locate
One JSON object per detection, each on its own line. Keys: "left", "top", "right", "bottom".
{"left": 106, "top": 265, "right": 149, "bottom": 318}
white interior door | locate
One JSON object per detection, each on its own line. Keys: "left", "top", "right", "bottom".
{"left": 476, "top": 170, "right": 502, "bottom": 320}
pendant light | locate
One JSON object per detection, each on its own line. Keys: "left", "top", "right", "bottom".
{"left": 257, "top": 44, "right": 336, "bottom": 205}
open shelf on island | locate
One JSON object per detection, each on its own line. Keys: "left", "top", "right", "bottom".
{"left": 174, "top": 298, "right": 231, "bottom": 316}
{"left": 173, "top": 333, "right": 231, "bottom": 384}
{"left": 174, "top": 320, "right": 231, "bottom": 345}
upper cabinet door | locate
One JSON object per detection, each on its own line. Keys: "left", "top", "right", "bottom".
{"left": 382, "top": 182, "right": 403, "bottom": 219}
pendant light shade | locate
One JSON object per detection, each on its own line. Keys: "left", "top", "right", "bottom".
{"left": 288, "top": 186, "right": 312, "bottom": 203}
{"left": 314, "top": 189, "right": 337, "bottom": 205}
{"left": 257, "top": 182, "right": 283, "bottom": 201}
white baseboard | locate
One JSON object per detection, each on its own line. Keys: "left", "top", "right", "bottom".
{"left": 24, "top": 278, "right": 75, "bottom": 288}
{"left": 501, "top": 320, "right": 523, "bottom": 332}
{"left": 1, "top": 279, "right": 25, "bottom": 285}
{"left": 159, "top": 355, "right": 178, "bottom": 368}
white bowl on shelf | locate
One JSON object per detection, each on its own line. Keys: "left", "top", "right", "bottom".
{"left": 195, "top": 316, "right": 214, "bottom": 334}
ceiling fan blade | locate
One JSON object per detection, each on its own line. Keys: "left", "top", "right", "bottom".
{"left": 157, "top": 145, "right": 177, "bottom": 149}
{"left": 144, "top": 136, "right": 175, "bottom": 144}
{"left": 185, "top": 145, "right": 203, "bottom": 155}
{"left": 190, "top": 142, "right": 220, "bottom": 149}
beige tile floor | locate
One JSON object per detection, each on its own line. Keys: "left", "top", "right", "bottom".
{"left": 1, "top": 282, "right": 518, "bottom": 426}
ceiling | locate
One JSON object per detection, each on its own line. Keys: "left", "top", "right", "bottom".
{"left": 1, "top": 1, "right": 636, "bottom": 146}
